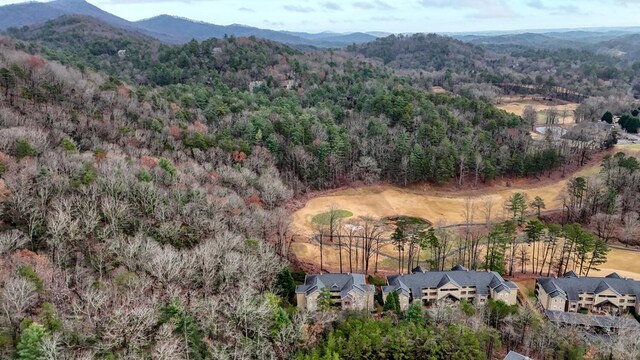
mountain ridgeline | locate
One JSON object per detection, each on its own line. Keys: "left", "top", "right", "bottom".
{"left": 0, "top": 0, "right": 379, "bottom": 47}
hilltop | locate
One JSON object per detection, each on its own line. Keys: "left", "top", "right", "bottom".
{"left": 348, "top": 32, "right": 636, "bottom": 100}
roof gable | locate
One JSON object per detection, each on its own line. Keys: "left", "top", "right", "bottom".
{"left": 504, "top": 351, "right": 533, "bottom": 360}
{"left": 594, "top": 280, "right": 621, "bottom": 295}
{"left": 384, "top": 270, "right": 514, "bottom": 298}
{"left": 437, "top": 274, "right": 461, "bottom": 288}
{"left": 537, "top": 276, "right": 640, "bottom": 301}
{"left": 296, "top": 273, "right": 374, "bottom": 298}
{"left": 563, "top": 270, "right": 579, "bottom": 278}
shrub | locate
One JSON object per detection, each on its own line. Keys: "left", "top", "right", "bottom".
{"left": 383, "top": 291, "right": 401, "bottom": 314}
{"left": 60, "top": 138, "right": 77, "bottom": 152}
{"left": 41, "top": 302, "right": 62, "bottom": 332}
{"left": 367, "top": 275, "right": 386, "bottom": 287}
{"left": 137, "top": 170, "right": 153, "bottom": 182}
{"left": 17, "top": 266, "right": 43, "bottom": 292}
{"left": 291, "top": 271, "right": 306, "bottom": 284}
{"left": 405, "top": 302, "right": 425, "bottom": 323}
{"left": 17, "top": 322, "right": 47, "bottom": 360}
{"left": 16, "top": 138, "right": 36, "bottom": 159}
{"left": 114, "top": 271, "right": 139, "bottom": 291}
{"left": 274, "top": 268, "right": 296, "bottom": 303}
{"left": 73, "top": 163, "right": 96, "bottom": 187}
{"left": 158, "top": 158, "right": 177, "bottom": 177}
{"left": 93, "top": 148, "right": 107, "bottom": 160}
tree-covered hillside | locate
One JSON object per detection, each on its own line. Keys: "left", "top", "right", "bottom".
{"left": 0, "top": 45, "right": 299, "bottom": 358}
{"left": 2, "top": 17, "right": 614, "bottom": 194}
{"left": 350, "top": 33, "right": 638, "bottom": 99}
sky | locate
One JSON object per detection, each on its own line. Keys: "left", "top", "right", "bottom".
{"left": 2, "top": 0, "right": 640, "bottom": 33}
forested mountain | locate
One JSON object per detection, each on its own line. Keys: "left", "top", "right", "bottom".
{"left": 0, "top": 43, "right": 297, "bottom": 358}
{"left": 587, "top": 33, "right": 640, "bottom": 60}
{"left": 0, "top": 0, "right": 378, "bottom": 47}
{"left": 350, "top": 33, "right": 639, "bottom": 99}
{"left": 0, "top": 27, "right": 572, "bottom": 359}
{"left": 0, "top": 0, "right": 132, "bottom": 31}
{"left": 134, "top": 15, "right": 377, "bottom": 47}
{"left": 4, "top": 16, "right": 578, "bottom": 191}
{"left": 456, "top": 30, "right": 640, "bottom": 63}
{"left": 457, "top": 33, "right": 579, "bottom": 50}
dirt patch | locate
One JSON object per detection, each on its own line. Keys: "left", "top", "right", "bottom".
{"left": 431, "top": 86, "right": 447, "bottom": 94}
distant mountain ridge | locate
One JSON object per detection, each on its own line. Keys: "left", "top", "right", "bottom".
{"left": 0, "top": 0, "right": 379, "bottom": 47}
{"left": 454, "top": 30, "right": 640, "bottom": 60}
{"left": 2, "top": 0, "right": 640, "bottom": 57}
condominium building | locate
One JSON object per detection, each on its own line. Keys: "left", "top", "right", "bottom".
{"left": 382, "top": 265, "right": 518, "bottom": 310}
{"left": 295, "top": 273, "right": 375, "bottom": 312}
{"left": 536, "top": 271, "right": 640, "bottom": 315}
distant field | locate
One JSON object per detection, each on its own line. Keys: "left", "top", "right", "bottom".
{"left": 495, "top": 96, "right": 579, "bottom": 125}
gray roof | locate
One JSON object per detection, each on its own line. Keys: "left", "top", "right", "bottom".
{"left": 384, "top": 268, "right": 517, "bottom": 299}
{"left": 606, "top": 272, "right": 623, "bottom": 279}
{"left": 563, "top": 271, "right": 579, "bottom": 278}
{"left": 437, "top": 274, "right": 460, "bottom": 288}
{"left": 412, "top": 266, "right": 427, "bottom": 273}
{"left": 504, "top": 351, "right": 533, "bottom": 360}
{"left": 545, "top": 310, "right": 640, "bottom": 329}
{"left": 295, "top": 273, "right": 374, "bottom": 299}
{"left": 537, "top": 274, "right": 640, "bottom": 301}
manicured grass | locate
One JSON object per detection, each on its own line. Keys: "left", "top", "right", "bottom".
{"left": 312, "top": 209, "right": 353, "bottom": 225}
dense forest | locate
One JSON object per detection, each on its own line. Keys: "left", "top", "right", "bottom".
{"left": 350, "top": 33, "right": 640, "bottom": 101}
{"left": 2, "top": 17, "right": 621, "bottom": 194}
{"left": 0, "top": 13, "right": 639, "bottom": 359}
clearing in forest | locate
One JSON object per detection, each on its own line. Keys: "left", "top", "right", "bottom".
{"left": 495, "top": 96, "right": 579, "bottom": 125}
{"left": 292, "top": 163, "right": 601, "bottom": 236}
{"left": 291, "top": 144, "right": 640, "bottom": 277}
